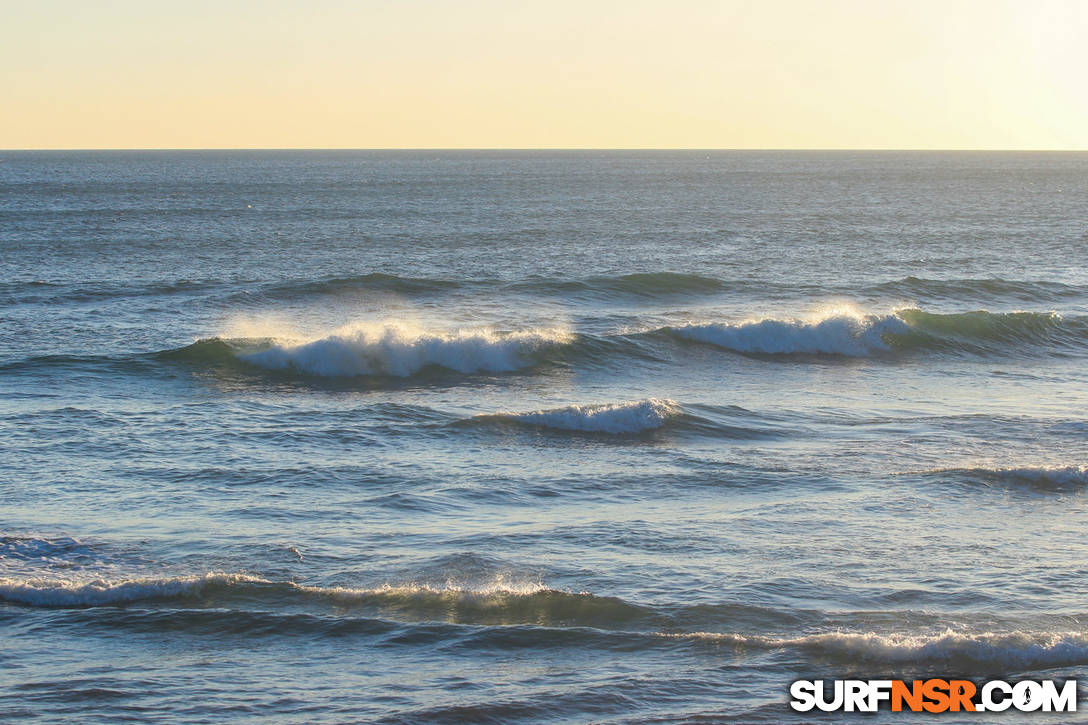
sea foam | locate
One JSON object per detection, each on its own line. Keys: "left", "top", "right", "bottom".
{"left": 9, "top": 571, "right": 1087, "bottom": 669}
{"left": 479, "top": 398, "right": 682, "bottom": 434}
{"left": 0, "top": 573, "right": 271, "bottom": 607}
{"left": 684, "top": 630, "right": 1088, "bottom": 669}
{"left": 0, "top": 572, "right": 623, "bottom": 623}
{"left": 240, "top": 322, "right": 572, "bottom": 377}
{"left": 670, "top": 307, "right": 1086, "bottom": 357}
{"left": 671, "top": 309, "right": 910, "bottom": 356}
{"left": 937, "top": 466, "right": 1088, "bottom": 488}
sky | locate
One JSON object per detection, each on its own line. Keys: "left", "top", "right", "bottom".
{"left": 2, "top": 0, "right": 1086, "bottom": 149}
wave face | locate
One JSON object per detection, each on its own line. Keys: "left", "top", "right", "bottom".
{"left": 508, "top": 272, "right": 728, "bottom": 299}
{"left": 9, "top": 272, "right": 1088, "bottom": 310}
{"left": 25, "top": 307, "right": 1088, "bottom": 379}
{"left": 232, "top": 323, "right": 572, "bottom": 377}
{"left": 0, "top": 572, "right": 650, "bottom": 628}
{"left": 0, "top": 572, "right": 270, "bottom": 607}
{"left": 692, "top": 630, "right": 1088, "bottom": 670}
{"left": 476, "top": 398, "right": 683, "bottom": 434}
{"left": 9, "top": 570, "right": 1088, "bottom": 671}
{"left": 257, "top": 273, "right": 461, "bottom": 300}
{"left": 671, "top": 308, "right": 1088, "bottom": 357}
{"left": 870, "top": 276, "right": 1088, "bottom": 304}
{"left": 672, "top": 311, "right": 910, "bottom": 356}
{"left": 928, "top": 466, "right": 1088, "bottom": 489}
{"left": 254, "top": 271, "right": 728, "bottom": 303}
{"left": 893, "top": 308, "right": 1085, "bottom": 353}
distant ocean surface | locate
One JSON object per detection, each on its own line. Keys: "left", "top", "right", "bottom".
{"left": 2, "top": 150, "right": 1087, "bottom": 723}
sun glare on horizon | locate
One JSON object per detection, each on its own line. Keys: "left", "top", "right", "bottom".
{"left": 2, "top": 0, "right": 1087, "bottom": 149}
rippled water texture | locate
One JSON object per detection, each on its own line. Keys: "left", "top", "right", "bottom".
{"left": 2, "top": 151, "right": 1087, "bottom": 723}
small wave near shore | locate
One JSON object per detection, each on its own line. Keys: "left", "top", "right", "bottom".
{"left": 915, "top": 466, "right": 1088, "bottom": 489}
{"left": 6, "top": 570, "right": 1088, "bottom": 671}
{"left": 472, "top": 398, "right": 683, "bottom": 434}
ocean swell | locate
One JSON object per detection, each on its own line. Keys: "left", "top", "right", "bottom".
{"left": 0, "top": 573, "right": 649, "bottom": 627}
{"left": 871, "top": 276, "right": 1088, "bottom": 304}
{"left": 507, "top": 272, "right": 727, "bottom": 299}
{"left": 8, "top": 568, "right": 1088, "bottom": 671}
{"left": 256, "top": 273, "right": 461, "bottom": 300}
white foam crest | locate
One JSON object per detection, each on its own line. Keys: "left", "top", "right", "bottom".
{"left": 673, "top": 307, "right": 910, "bottom": 356}
{"left": 0, "top": 573, "right": 270, "bottom": 607}
{"left": 1, "top": 535, "right": 86, "bottom": 562}
{"left": 924, "top": 466, "right": 1088, "bottom": 487}
{"left": 304, "top": 578, "right": 554, "bottom": 600}
{"left": 986, "top": 466, "right": 1088, "bottom": 486}
{"left": 0, "top": 534, "right": 133, "bottom": 582}
{"left": 241, "top": 322, "right": 572, "bottom": 377}
{"left": 490, "top": 398, "right": 682, "bottom": 434}
{"left": 0, "top": 570, "right": 559, "bottom": 607}
{"left": 680, "top": 630, "right": 1088, "bottom": 667}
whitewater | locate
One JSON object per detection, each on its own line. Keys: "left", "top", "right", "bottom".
{"left": 2, "top": 150, "right": 1088, "bottom": 724}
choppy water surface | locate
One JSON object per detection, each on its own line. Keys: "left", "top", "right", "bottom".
{"left": 2, "top": 151, "right": 1087, "bottom": 723}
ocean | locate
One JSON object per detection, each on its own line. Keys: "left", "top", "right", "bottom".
{"left": 1, "top": 150, "right": 1086, "bottom": 723}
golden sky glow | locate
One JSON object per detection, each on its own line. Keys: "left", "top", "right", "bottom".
{"left": 3, "top": 0, "right": 1086, "bottom": 149}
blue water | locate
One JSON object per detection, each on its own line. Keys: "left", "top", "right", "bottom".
{"left": 2, "top": 151, "right": 1087, "bottom": 723}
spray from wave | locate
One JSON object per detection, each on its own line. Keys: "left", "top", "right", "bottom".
{"left": 171, "top": 322, "right": 574, "bottom": 378}
{"left": 139, "top": 305, "right": 1088, "bottom": 383}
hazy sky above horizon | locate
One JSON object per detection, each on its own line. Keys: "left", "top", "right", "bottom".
{"left": 3, "top": 0, "right": 1086, "bottom": 150}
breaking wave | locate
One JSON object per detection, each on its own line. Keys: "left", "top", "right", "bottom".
{"left": 689, "top": 630, "right": 1088, "bottom": 670}
{"left": 671, "top": 308, "right": 1088, "bottom": 357}
{"left": 0, "top": 572, "right": 651, "bottom": 627}
{"left": 671, "top": 310, "right": 909, "bottom": 356}
{"left": 922, "top": 466, "right": 1088, "bottom": 489}
{"left": 0, "top": 573, "right": 270, "bottom": 607}
{"left": 165, "top": 323, "right": 574, "bottom": 378}
{"left": 473, "top": 398, "right": 683, "bottom": 434}
{"left": 16, "top": 306, "right": 1088, "bottom": 380}
{"left": 243, "top": 324, "right": 571, "bottom": 377}
{"left": 1, "top": 534, "right": 90, "bottom": 562}
{"left": 8, "top": 571, "right": 1088, "bottom": 671}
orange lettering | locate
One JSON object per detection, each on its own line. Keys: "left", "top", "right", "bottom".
{"left": 948, "top": 680, "right": 976, "bottom": 711}
{"left": 892, "top": 680, "right": 924, "bottom": 712}
{"left": 922, "top": 679, "right": 950, "bottom": 713}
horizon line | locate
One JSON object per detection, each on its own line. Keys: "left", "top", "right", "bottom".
{"left": 3, "top": 147, "right": 1088, "bottom": 153}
